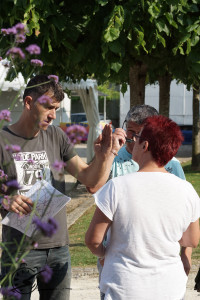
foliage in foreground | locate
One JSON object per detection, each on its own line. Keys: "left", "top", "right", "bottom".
{"left": 69, "top": 161, "right": 200, "bottom": 267}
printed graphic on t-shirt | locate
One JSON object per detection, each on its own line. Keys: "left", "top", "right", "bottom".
{"left": 12, "top": 151, "right": 51, "bottom": 195}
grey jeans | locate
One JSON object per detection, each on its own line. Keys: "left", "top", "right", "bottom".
{"left": 1, "top": 245, "right": 71, "bottom": 300}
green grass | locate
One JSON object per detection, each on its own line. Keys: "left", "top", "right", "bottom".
{"left": 182, "top": 160, "right": 200, "bottom": 196}
{"left": 69, "top": 161, "right": 200, "bottom": 267}
{"left": 69, "top": 206, "right": 96, "bottom": 267}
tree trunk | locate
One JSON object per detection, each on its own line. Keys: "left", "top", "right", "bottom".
{"left": 129, "top": 61, "right": 147, "bottom": 108}
{"left": 158, "top": 73, "right": 172, "bottom": 117}
{"left": 191, "top": 86, "right": 200, "bottom": 171}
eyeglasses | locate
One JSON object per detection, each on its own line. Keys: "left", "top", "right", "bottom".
{"left": 122, "top": 120, "right": 127, "bottom": 131}
{"left": 126, "top": 133, "right": 143, "bottom": 143}
{"left": 122, "top": 120, "right": 143, "bottom": 143}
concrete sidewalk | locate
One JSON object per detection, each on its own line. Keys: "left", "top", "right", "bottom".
{"left": 29, "top": 267, "right": 200, "bottom": 300}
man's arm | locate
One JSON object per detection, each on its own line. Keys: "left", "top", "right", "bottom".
{"left": 65, "top": 125, "right": 126, "bottom": 190}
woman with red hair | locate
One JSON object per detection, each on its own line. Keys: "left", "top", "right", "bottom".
{"left": 85, "top": 115, "right": 200, "bottom": 300}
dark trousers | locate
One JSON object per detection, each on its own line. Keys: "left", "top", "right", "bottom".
{"left": 1, "top": 245, "right": 71, "bottom": 300}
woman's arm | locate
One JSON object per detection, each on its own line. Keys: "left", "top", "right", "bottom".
{"left": 85, "top": 207, "right": 112, "bottom": 257}
{"left": 181, "top": 247, "right": 192, "bottom": 276}
{"left": 179, "top": 219, "right": 200, "bottom": 248}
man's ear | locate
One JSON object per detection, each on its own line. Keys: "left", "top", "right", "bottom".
{"left": 24, "top": 96, "right": 33, "bottom": 110}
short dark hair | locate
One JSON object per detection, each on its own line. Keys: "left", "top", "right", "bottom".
{"left": 23, "top": 74, "right": 64, "bottom": 102}
{"left": 125, "top": 104, "right": 158, "bottom": 125}
{"left": 140, "top": 115, "right": 184, "bottom": 166}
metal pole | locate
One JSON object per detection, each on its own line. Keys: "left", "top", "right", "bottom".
{"left": 104, "top": 95, "right": 106, "bottom": 120}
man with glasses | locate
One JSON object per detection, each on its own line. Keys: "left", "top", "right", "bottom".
{"left": 111, "top": 104, "right": 185, "bottom": 179}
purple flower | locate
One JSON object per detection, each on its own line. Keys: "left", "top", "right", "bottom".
{"left": 15, "top": 23, "right": 25, "bottom": 33}
{"left": 52, "top": 160, "right": 66, "bottom": 172}
{"left": 16, "top": 257, "right": 25, "bottom": 263}
{"left": 14, "top": 154, "right": 22, "bottom": 161}
{"left": 5, "top": 144, "right": 21, "bottom": 153}
{"left": 1, "top": 27, "right": 17, "bottom": 35}
{"left": 0, "top": 169, "right": 8, "bottom": 180}
{"left": 40, "top": 265, "right": 53, "bottom": 283}
{"left": 1, "top": 28, "right": 9, "bottom": 35}
{"left": 6, "top": 180, "right": 21, "bottom": 190}
{"left": 1, "top": 23, "right": 26, "bottom": 37}
{"left": 0, "top": 287, "right": 21, "bottom": 299}
{"left": 30, "top": 59, "right": 43, "bottom": 67}
{"left": 8, "top": 27, "right": 17, "bottom": 35}
{"left": 26, "top": 44, "right": 41, "bottom": 55}
{"left": 48, "top": 75, "right": 59, "bottom": 84}
{"left": 37, "top": 95, "right": 52, "bottom": 104}
{"left": 15, "top": 33, "right": 26, "bottom": 43}
{"left": 0, "top": 57, "right": 2, "bottom": 61}
{"left": 32, "top": 242, "right": 38, "bottom": 248}
{"left": 27, "top": 159, "right": 34, "bottom": 164}
{"left": 32, "top": 217, "right": 58, "bottom": 237}
{"left": 0, "top": 109, "right": 11, "bottom": 122}
{"left": 6, "top": 47, "right": 25, "bottom": 59}
{"left": 66, "top": 124, "right": 88, "bottom": 144}
{"left": 1, "top": 183, "right": 7, "bottom": 192}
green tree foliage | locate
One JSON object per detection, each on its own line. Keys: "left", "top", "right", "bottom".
{"left": 98, "top": 82, "right": 119, "bottom": 100}
{"left": 1, "top": 0, "right": 200, "bottom": 88}
{"left": 1, "top": 0, "right": 200, "bottom": 167}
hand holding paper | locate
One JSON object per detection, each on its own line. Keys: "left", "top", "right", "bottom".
{"left": 1, "top": 180, "right": 71, "bottom": 237}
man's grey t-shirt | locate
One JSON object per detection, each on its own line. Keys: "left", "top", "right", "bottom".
{"left": 0, "top": 125, "right": 76, "bottom": 249}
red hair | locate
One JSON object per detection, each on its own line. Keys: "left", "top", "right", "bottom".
{"left": 140, "top": 115, "right": 184, "bottom": 167}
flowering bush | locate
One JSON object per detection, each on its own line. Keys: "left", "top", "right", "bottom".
{"left": 65, "top": 124, "right": 88, "bottom": 144}
{"left": 0, "top": 21, "right": 93, "bottom": 299}
{"left": 1, "top": 23, "right": 43, "bottom": 82}
{"left": 0, "top": 23, "right": 63, "bottom": 297}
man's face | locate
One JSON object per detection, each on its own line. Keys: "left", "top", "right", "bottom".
{"left": 131, "top": 128, "right": 144, "bottom": 164}
{"left": 31, "top": 91, "right": 60, "bottom": 131}
{"left": 125, "top": 121, "right": 143, "bottom": 154}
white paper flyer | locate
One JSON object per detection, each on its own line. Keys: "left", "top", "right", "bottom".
{"left": 1, "top": 180, "right": 71, "bottom": 237}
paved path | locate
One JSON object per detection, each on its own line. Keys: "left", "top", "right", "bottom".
{"left": 29, "top": 267, "right": 200, "bottom": 300}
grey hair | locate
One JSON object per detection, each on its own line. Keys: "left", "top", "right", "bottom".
{"left": 125, "top": 104, "right": 158, "bottom": 125}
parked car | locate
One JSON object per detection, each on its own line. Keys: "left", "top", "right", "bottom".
{"left": 181, "top": 130, "right": 192, "bottom": 145}
{"left": 71, "top": 113, "right": 88, "bottom": 123}
{"left": 71, "top": 112, "right": 113, "bottom": 126}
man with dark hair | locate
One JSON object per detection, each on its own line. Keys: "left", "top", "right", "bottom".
{"left": 23, "top": 74, "right": 65, "bottom": 103}
{"left": 0, "top": 74, "right": 126, "bottom": 300}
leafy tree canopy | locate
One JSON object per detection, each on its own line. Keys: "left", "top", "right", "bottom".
{"left": 0, "top": 0, "right": 200, "bottom": 89}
